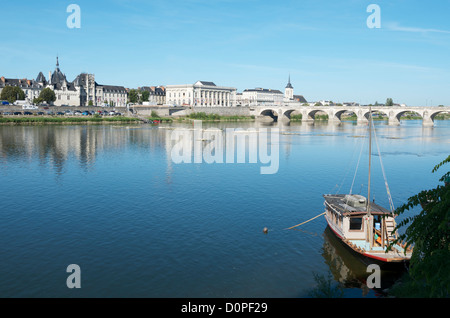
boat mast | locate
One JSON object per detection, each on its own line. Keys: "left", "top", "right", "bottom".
{"left": 367, "top": 106, "right": 372, "bottom": 214}
{"left": 367, "top": 105, "right": 373, "bottom": 248}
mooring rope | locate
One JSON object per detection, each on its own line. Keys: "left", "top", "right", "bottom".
{"left": 284, "top": 212, "right": 326, "bottom": 230}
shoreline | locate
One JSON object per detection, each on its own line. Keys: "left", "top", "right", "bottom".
{"left": 0, "top": 114, "right": 448, "bottom": 125}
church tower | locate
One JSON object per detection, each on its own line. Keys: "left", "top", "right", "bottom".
{"left": 285, "top": 74, "right": 294, "bottom": 100}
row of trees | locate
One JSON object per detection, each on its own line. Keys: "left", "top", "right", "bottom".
{"left": 372, "top": 98, "right": 395, "bottom": 106}
{"left": 0, "top": 86, "right": 56, "bottom": 104}
{"left": 0, "top": 86, "right": 25, "bottom": 103}
{"left": 128, "top": 89, "right": 150, "bottom": 104}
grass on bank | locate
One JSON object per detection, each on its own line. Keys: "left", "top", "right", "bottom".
{"left": 182, "top": 112, "right": 255, "bottom": 121}
{"left": 0, "top": 116, "right": 141, "bottom": 124}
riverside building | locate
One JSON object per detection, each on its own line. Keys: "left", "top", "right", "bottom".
{"left": 166, "top": 81, "right": 236, "bottom": 107}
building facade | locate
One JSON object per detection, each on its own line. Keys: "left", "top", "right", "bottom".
{"left": 139, "top": 86, "right": 166, "bottom": 105}
{"left": 166, "top": 81, "right": 236, "bottom": 107}
{"left": 284, "top": 75, "right": 294, "bottom": 101}
{"left": 241, "top": 88, "right": 284, "bottom": 106}
{"left": 0, "top": 76, "right": 43, "bottom": 103}
{"left": 40, "top": 57, "right": 128, "bottom": 107}
{"left": 96, "top": 85, "right": 128, "bottom": 107}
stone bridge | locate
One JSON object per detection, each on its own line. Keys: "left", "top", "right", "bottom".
{"left": 251, "top": 105, "right": 450, "bottom": 126}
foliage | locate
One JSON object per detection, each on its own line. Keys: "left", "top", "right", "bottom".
{"left": 307, "top": 272, "right": 344, "bottom": 298}
{"left": 1, "top": 86, "right": 25, "bottom": 103}
{"left": 150, "top": 110, "right": 160, "bottom": 118}
{"left": 385, "top": 98, "right": 394, "bottom": 106}
{"left": 39, "top": 88, "right": 56, "bottom": 103}
{"left": 0, "top": 116, "right": 140, "bottom": 124}
{"left": 88, "top": 100, "right": 94, "bottom": 106}
{"left": 186, "top": 112, "right": 253, "bottom": 121}
{"left": 189, "top": 112, "right": 220, "bottom": 120}
{"left": 128, "top": 89, "right": 139, "bottom": 104}
{"left": 290, "top": 114, "right": 303, "bottom": 121}
{"left": 33, "top": 97, "right": 44, "bottom": 104}
{"left": 388, "top": 155, "right": 450, "bottom": 297}
{"left": 141, "top": 90, "right": 150, "bottom": 102}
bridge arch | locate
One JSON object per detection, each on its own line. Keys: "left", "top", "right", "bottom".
{"left": 430, "top": 110, "right": 449, "bottom": 121}
{"left": 333, "top": 109, "right": 354, "bottom": 121}
{"left": 282, "top": 109, "right": 301, "bottom": 119}
{"left": 395, "top": 110, "right": 423, "bottom": 122}
{"left": 259, "top": 108, "right": 279, "bottom": 121}
{"left": 362, "top": 109, "right": 389, "bottom": 120}
{"left": 305, "top": 109, "right": 328, "bottom": 121}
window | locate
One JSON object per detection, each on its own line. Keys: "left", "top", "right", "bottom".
{"left": 349, "top": 217, "right": 363, "bottom": 231}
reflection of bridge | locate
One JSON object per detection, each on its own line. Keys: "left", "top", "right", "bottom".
{"left": 251, "top": 105, "right": 450, "bottom": 126}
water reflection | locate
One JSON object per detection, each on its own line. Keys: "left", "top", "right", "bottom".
{"left": 0, "top": 120, "right": 447, "bottom": 177}
{"left": 0, "top": 120, "right": 448, "bottom": 297}
{"left": 322, "top": 226, "right": 406, "bottom": 297}
{"left": 0, "top": 125, "right": 169, "bottom": 176}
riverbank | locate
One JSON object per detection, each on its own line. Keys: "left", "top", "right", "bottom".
{"left": 0, "top": 113, "right": 253, "bottom": 125}
{"left": 177, "top": 112, "right": 255, "bottom": 122}
{"left": 1, "top": 112, "right": 448, "bottom": 125}
{"left": 0, "top": 116, "right": 141, "bottom": 124}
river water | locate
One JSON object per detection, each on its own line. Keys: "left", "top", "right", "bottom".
{"left": 0, "top": 119, "right": 448, "bottom": 298}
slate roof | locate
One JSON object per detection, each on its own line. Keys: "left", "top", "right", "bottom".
{"left": 139, "top": 86, "right": 166, "bottom": 95}
{"left": 0, "top": 77, "right": 40, "bottom": 89}
{"left": 99, "top": 85, "right": 127, "bottom": 93}
{"left": 195, "top": 81, "right": 216, "bottom": 86}
{"left": 36, "top": 72, "right": 47, "bottom": 83}
{"left": 286, "top": 75, "right": 293, "bottom": 89}
{"left": 294, "top": 95, "right": 307, "bottom": 103}
{"left": 244, "top": 88, "right": 283, "bottom": 94}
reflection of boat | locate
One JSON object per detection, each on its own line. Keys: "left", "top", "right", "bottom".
{"left": 323, "top": 106, "right": 412, "bottom": 268}
{"left": 322, "top": 227, "right": 401, "bottom": 296}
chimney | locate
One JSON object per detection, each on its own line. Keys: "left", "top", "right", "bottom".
{"left": 1, "top": 76, "right": 5, "bottom": 83}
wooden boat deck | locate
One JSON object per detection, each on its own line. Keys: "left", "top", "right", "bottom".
{"left": 323, "top": 194, "right": 392, "bottom": 216}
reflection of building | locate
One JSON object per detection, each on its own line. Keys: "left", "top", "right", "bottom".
{"left": 166, "top": 81, "right": 236, "bottom": 107}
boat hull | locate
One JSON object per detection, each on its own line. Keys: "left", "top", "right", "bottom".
{"left": 324, "top": 215, "right": 410, "bottom": 270}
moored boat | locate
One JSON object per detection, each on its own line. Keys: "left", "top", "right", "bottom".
{"left": 323, "top": 194, "right": 412, "bottom": 267}
{"left": 323, "top": 106, "right": 412, "bottom": 268}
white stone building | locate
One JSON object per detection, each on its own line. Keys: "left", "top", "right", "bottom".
{"left": 284, "top": 75, "right": 294, "bottom": 101}
{"left": 166, "top": 81, "right": 236, "bottom": 107}
{"left": 36, "top": 57, "right": 128, "bottom": 107}
{"left": 241, "top": 88, "right": 284, "bottom": 106}
{"left": 96, "top": 85, "right": 128, "bottom": 107}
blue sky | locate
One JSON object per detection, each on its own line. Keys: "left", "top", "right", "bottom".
{"left": 2, "top": 0, "right": 450, "bottom": 106}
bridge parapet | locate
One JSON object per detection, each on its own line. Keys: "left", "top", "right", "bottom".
{"left": 251, "top": 105, "right": 450, "bottom": 126}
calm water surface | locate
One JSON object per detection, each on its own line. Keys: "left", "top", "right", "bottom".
{"left": 0, "top": 120, "right": 448, "bottom": 297}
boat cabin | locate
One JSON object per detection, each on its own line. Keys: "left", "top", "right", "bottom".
{"left": 323, "top": 194, "right": 397, "bottom": 248}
